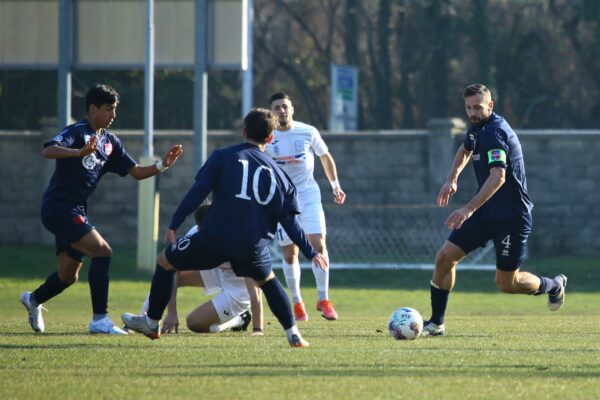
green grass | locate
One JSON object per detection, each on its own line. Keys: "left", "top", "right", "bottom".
{"left": 1, "top": 246, "right": 600, "bottom": 399}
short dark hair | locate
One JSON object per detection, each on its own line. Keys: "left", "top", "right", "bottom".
{"left": 269, "top": 92, "right": 291, "bottom": 105}
{"left": 86, "top": 84, "right": 119, "bottom": 112}
{"left": 463, "top": 84, "right": 492, "bottom": 100}
{"left": 193, "top": 202, "right": 211, "bottom": 228}
{"left": 243, "top": 108, "right": 277, "bottom": 144}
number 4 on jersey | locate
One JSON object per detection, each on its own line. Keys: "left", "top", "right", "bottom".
{"left": 501, "top": 235, "right": 511, "bottom": 249}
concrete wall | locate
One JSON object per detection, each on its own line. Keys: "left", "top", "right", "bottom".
{"left": 0, "top": 125, "right": 598, "bottom": 258}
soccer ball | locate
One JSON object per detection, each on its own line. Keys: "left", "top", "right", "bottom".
{"left": 388, "top": 307, "right": 423, "bottom": 340}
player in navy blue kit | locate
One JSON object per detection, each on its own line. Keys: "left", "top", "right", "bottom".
{"left": 122, "top": 108, "right": 328, "bottom": 347}
{"left": 20, "top": 84, "right": 183, "bottom": 335}
{"left": 422, "top": 84, "right": 567, "bottom": 336}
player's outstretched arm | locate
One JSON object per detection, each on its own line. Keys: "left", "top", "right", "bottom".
{"left": 42, "top": 135, "right": 98, "bottom": 159}
{"left": 129, "top": 144, "right": 183, "bottom": 180}
{"left": 437, "top": 144, "right": 472, "bottom": 207}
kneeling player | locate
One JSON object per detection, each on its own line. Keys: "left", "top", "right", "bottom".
{"left": 139, "top": 204, "right": 264, "bottom": 335}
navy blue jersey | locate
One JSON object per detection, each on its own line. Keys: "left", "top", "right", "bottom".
{"left": 42, "top": 120, "right": 137, "bottom": 207}
{"left": 463, "top": 112, "right": 533, "bottom": 220}
{"left": 169, "top": 142, "right": 316, "bottom": 259}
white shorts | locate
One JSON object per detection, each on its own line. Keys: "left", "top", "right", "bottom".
{"left": 276, "top": 200, "right": 326, "bottom": 246}
{"left": 199, "top": 267, "right": 251, "bottom": 323}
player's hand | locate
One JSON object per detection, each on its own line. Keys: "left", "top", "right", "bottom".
{"left": 312, "top": 253, "right": 329, "bottom": 271}
{"left": 162, "top": 144, "right": 183, "bottom": 168}
{"left": 333, "top": 187, "right": 346, "bottom": 205}
{"left": 164, "top": 229, "right": 177, "bottom": 245}
{"left": 78, "top": 135, "right": 98, "bottom": 157}
{"left": 445, "top": 207, "right": 473, "bottom": 230}
{"left": 161, "top": 312, "right": 179, "bottom": 334}
{"left": 437, "top": 180, "right": 457, "bottom": 207}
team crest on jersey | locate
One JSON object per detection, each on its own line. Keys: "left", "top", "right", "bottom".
{"left": 104, "top": 142, "right": 113, "bottom": 156}
{"left": 82, "top": 153, "right": 106, "bottom": 170}
{"left": 82, "top": 154, "right": 97, "bottom": 170}
{"left": 294, "top": 140, "right": 305, "bottom": 152}
{"left": 472, "top": 153, "right": 480, "bottom": 161}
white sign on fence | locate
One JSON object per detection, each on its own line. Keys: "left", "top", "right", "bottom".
{"left": 329, "top": 63, "right": 358, "bottom": 132}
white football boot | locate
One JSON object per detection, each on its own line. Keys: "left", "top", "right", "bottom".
{"left": 20, "top": 292, "right": 45, "bottom": 333}
{"left": 548, "top": 274, "right": 567, "bottom": 311}
{"left": 421, "top": 320, "right": 445, "bottom": 336}
{"left": 89, "top": 316, "right": 128, "bottom": 335}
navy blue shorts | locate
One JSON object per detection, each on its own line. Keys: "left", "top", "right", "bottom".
{"left": 41, "top": 204, "right": 94, "bottom": 261}
{"left": 448, "top": 211, "right": 532, "bottom": 271}
{"left": 165, "top": 230, "right": 272, "bottom": 281}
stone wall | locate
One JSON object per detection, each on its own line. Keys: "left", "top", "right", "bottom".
{"left": 0, "top": 125, "right": 598, "bottom": 258}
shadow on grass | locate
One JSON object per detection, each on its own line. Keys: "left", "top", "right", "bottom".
{"left": 134, "top": 362, "right": 600, "bottom": 379}
{"left": 1, "top": 245, "right": 599, "bottom": 292}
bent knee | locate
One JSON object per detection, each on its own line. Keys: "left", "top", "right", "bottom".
{"left": 91, "top": 243, "right": 112, "bottom": 258}
{"left": 101, "top": 244, "right": 113, "bottom": 257}
{"left": 283, "top": 254, "right": 297, "bottom": 264}
{"left": 435, "top": 248, "right": 459, "bottom": 268}
{"left": 157, "top": 252, "right": 176, "bottom": 271}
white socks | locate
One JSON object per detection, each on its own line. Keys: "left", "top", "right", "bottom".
{"left": 312, "top": 251, "right": 329, "bottom": 301}
{"left": 284, "top": 253, "right": 330, "bottom": 302}
{"left": 282, "top": 260, "right": 303, "bottom": 303}
{"left": 209, "top": 315, "right": 244, "bottom": 333}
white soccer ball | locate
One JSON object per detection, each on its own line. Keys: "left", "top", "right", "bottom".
{"left": 388, "top": 307, "right": 423, "bottom": 340}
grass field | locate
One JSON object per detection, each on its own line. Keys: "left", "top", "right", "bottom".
{"left": 1, "top": 246, "right": 599, "bottom": 399}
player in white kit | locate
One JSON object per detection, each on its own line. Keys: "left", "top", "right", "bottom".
{"left": 140, "top": 204, "right": 264, "bottom": 335}
{"left": 265, "top": 92, "right": 346, "bottom": 321}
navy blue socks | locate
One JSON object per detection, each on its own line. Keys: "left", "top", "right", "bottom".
{"left": 88, "top": 256, "right": 111, "bottom": 315}
{"left": 260, "top": 277, "right": 294, "bottom": 330}
{"left": 147, "top": 265, "right": 175, "bottom": 321}
{"left": 430, "top": 281, "right": 450, "bottom": 325}
{"left": 535, "top": 276, "right": 560, "bottom": 296}
{"left": 31, "top": 271, "right": 71, "bottom": 305}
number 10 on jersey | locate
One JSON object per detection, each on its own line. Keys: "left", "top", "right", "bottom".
{"left": 235, "top": 159, "right": 276, "bottom": 205}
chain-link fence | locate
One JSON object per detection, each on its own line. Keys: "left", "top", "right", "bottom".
{"left": 271, "top": 203, "right": 495, "bottom": 267}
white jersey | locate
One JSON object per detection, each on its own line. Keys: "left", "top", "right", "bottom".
{"left": 265, "top": 120, "right": 329, "bottom": 205}
{"left": 183, "top": 226, "right": 248, "bottom": 299}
